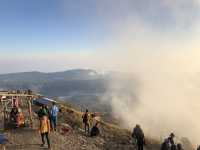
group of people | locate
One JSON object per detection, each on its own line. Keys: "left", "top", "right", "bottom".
{"left": 161, "top": 133, "right": 184, "bottom": 150}
{"left": 131, "top": 125, "right": 200, "bottom": 150}
{"left": 37, "top": 102, "right": 59, "bottom": 149}
{"left": 10, "top": 107, "right": 25, "bottom": 128}
{"left": 82, "top": 109, "right": 100, "bottom": 137}
{"left": 38, "top": 105, "right": 100, "bottom": 148}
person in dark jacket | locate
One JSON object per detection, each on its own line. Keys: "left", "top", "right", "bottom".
{"left": 161, "top": 139, "right": 170, "bottom": 150}
{"left": 177, "top": 143, "right": 184, "bottom": 150}
{"left": 197, "top": 145, "right": 200, "bottom": 150}
{"left": 132, "top": 124, "right": 145, "bottom": 150}
{"left": 90, "top": 122, "right": 100, "bottom": 137}
{"left": 168, "top": 133, "right": 176, "bottom": 150}
{"left": 82, "top": 109, "right": 90, "bottom": 134}
{"left": 38, "top": 105, "right": 48, "bottom": 119}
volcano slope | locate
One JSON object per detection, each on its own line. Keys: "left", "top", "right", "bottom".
{"left": 4, "top": 103, "right": 163, "bottom": 150}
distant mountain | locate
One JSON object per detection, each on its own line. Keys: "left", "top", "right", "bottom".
{"left": 0, "top": 69, "right": 100, "bottom": 81}
{"left": 0, "top": 69, "right": 109, "bottom": 96}
{"left": 0, "top": 69, "right": 138, "bottom": 122}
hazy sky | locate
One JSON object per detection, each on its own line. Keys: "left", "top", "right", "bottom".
{"left": 0, "top": 0, "right": 200, "bottom": 73}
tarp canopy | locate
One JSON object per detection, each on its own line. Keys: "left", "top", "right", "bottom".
{"left": 0, "top": 134, "right": 8, "bottom": 144}
{"left": 33, "top": 97, "right": 57, "bottom": 106}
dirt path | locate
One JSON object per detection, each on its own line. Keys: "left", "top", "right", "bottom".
{"left": 2, "top": 108, "right": 159, "bottom": 150}
{"left": 5, "top": 126, "right": 105, "bottom": 150}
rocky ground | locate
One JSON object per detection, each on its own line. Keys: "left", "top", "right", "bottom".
{"left": 5, "top": 127, "right": 104, "bottom": 150}
{"left": 2, "top": 103, "right": 162, "bottom": 150}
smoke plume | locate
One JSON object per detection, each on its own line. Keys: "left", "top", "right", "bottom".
{"left": 101, "top": 27, "right": 200, "bottom": 146}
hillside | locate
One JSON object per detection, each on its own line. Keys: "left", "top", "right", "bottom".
{"left": 0, "top": 69, "right": 108, "bottom": 96}
{"left": 3, "top": 101, "right": 161, "bottom": 150}
{"left": 0, "top": 70, "right": 137, "bottom": 123}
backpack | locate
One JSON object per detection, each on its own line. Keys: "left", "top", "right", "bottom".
{"left": 133, "top": 127, "right": 144, "bottom": 139}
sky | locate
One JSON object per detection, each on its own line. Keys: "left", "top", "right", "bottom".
{"left": 2, "top": 0, "right": 200, "bottom": 143}
{"left": 0, "top": 0, "right": 200, "bottom": 73}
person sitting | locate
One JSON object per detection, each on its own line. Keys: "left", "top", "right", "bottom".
{"left": 10, "top": 107, "right": 19, "bottom": 126}
{"left": 16, "top": 108, "right": 25, "bottom": 127}
{"left": 90, "top": 122, "right": 100, "bottom": 137}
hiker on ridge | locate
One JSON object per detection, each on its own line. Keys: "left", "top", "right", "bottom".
{"left": 132, "top": 124, "right": 145, "bottom": 150}
{"left": 82, "top": 109, "right": 90, "bottom": 134}
{"left": 50, "top": 102, "right": 59, "bottom": 131}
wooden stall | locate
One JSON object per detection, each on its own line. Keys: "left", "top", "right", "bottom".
{"left": 0, "top": 90, "right": 40, "bottom": 130}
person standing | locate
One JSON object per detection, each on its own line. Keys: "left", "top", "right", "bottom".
{"left": 132, "top": 124, "right": 145, "bottom": 150}
{"left": 168, "top": 133, "right": 176, "bottom": 150}
{"left": 161, "top": 139, "right": 170, "bottom": 150}
{"left": 82, "top": 109, "right": 90, "bottom": 134}
{"left": 39, "top": 115, "right": 51, "bottom": 149}
{"left": 50, "top": 102, "right": 59, "bottom": 131}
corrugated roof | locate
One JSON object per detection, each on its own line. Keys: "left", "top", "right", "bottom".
{"left": 33, "top": 97, "right": 57, "bottom": 106}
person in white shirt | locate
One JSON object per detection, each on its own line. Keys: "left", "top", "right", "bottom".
{"left": 50, "top": 102, "right": 59, "bottom": 131}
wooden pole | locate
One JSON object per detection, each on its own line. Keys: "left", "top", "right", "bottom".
{"left": 28, "top": 100, "right": 33, "bottom": 128}
{"left": 3, "top": 107, "right": 6, "bottom": 130}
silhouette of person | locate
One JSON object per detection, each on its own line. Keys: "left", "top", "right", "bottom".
{"left": 132, "top": 124, "right": 145, "bottom": 150}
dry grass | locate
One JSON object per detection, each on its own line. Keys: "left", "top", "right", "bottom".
{"left": 2, "top": 101, "right": 161, "bottom": 150}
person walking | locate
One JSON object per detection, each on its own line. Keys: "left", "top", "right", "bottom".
{"left": 50, "top": 102, "right": 59, "bottom": 131}
{"left": 39, "top": 115, "right": 51, "bottom": 149}
{"left": 132, "top": 124, "right": 145, "bottom": 150}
